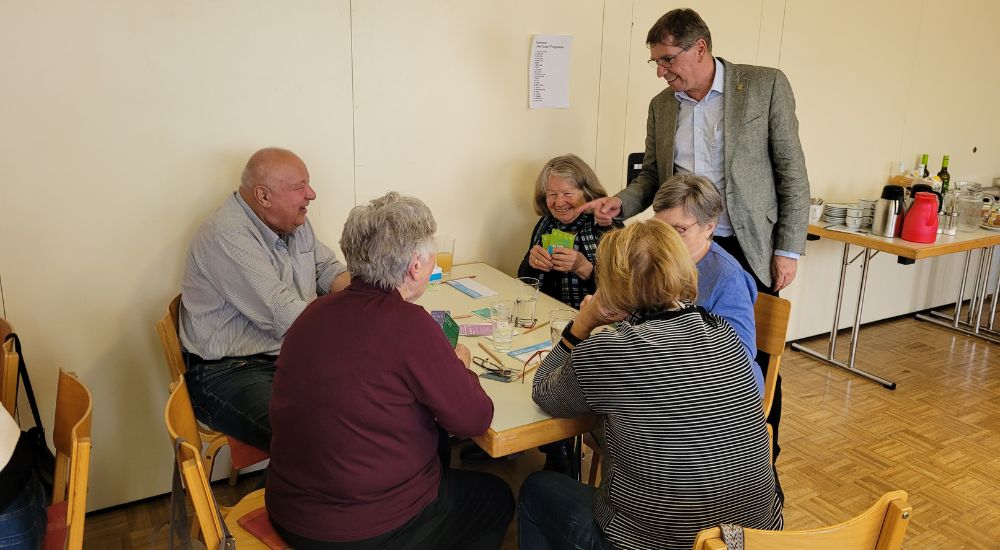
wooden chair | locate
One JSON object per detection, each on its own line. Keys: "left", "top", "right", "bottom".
{"left": 1, "top": 318, "right": 17, "bottom": 415}
{"left": 585, "top": 294, "right": 793, "bottom": 485}
{"left": 754, "top": 293, "right": 791, "bottom": 420}
{"left": 46, "top": 369, "right": 94, "bottom": 550}
{"left": 692, "top": 490, "right": 911, "bottom": 549}
{"left": 165, "top": 379, "right": 286, "bottom": 550}
{"left": 155, "top": 295, "right": 235, "bottom": 484}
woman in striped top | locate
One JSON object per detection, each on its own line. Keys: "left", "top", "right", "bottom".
{"left": 518, "top": 220, "right": 782, "bottom": 550}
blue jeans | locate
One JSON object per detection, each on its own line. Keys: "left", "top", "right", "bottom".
{"left": 184, "top": 355, "right": 276, "bottom": 451}
{"left": 0, "top": 471, "right": 47, "bottom": 549}
{"left": 518, "top": 471, "right": 609, "bottom": 550}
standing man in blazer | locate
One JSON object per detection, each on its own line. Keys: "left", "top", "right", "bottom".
{"left": 582, "top": 7, "right": 809, "bottom": 294}
{"left": 581, "top": 8, "right": 810, "bottom": 463}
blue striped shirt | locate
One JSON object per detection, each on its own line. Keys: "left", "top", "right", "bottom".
{"left": 179, "top": 192, "right": 346, "bottom": 359}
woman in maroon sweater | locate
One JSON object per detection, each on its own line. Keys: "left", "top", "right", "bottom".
{"left": 266, "top": 192, "right": 514, "bottom": 549}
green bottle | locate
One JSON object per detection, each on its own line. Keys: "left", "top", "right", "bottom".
{"left": 937, "top": 155, "right": 950, "bottom": 194}
{"left": 921, "top": 153, "right": 930, "bottom": 178}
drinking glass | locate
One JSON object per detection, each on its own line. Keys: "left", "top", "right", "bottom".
{"left": 490, "top": 300, "right": 516, "bottom": 352}
{"left": 436, "top": 235, "right": 455, "bottom": 278}
{"left": 549, "top": 309, "right": 576, "bottom": 346}
{"left": 515, "top": 277, "right": 540, "bottom": 328}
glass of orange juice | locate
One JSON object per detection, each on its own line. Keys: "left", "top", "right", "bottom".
{"left": 436, "top": 235, "right": 455, "bottom": 278}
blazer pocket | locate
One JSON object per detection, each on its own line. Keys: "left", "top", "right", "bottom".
{"left": 742, "top": 112, "right": 764, "bottom": 125}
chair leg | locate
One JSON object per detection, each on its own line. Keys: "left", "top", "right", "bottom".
{"left": 587, "top": 451, "right": 601, "bottom": 486}
{"left": 583, "top": 432, "right": 601, "bottom": 486}
{"left": 228, "top": 465, "right": 239, "bottom": 486}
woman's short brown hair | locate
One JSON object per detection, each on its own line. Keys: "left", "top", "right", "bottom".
{"left": 596, "top": 220, "right": 698, "bottom": 312}
{"left": 532, "top": 154, "right": 608, "bottom": 217}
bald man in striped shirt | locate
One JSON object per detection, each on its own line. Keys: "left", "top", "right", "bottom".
{"left": 179, "top": 148, "right": 350, "bottom": 451}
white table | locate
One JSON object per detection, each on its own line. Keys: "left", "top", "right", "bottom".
{"left": 416, "top": 263, "right": 596, "bottom": 457}
{"left": 793, "top": 224, "right": 1000, "bottom": 389}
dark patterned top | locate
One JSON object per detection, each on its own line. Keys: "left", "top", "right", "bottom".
{"left": 517, "top": 213, "right": 619, "bottom": 309}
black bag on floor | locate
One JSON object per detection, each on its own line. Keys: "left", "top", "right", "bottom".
{"left": 4, "top": 333, "right": 56, "bottom": 496}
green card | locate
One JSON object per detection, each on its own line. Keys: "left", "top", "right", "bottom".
{"left": 430, "top": 311, "right": 461, "bottom": 348}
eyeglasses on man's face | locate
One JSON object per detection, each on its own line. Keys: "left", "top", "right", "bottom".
{"left": 647, "top": 45, "right": 691, "bottom": 69}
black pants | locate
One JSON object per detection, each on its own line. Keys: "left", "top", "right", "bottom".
{"left": 273, "top": 468, "right": 514, "bottom": 550}
{"left": 714, "top": 235, "right": 783, "bottom": 464}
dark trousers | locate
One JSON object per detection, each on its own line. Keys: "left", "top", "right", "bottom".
{"left": 714, "top": 235, "right": 783, "bottom": 463}
{"left": 273, "top": 468, "right": 515, "bottom": 550}
{"left": 518, "top": 470, "right": 610, "bottom": 550}
{"left": 183, "top": 353, "right": 276, "bottom": 452}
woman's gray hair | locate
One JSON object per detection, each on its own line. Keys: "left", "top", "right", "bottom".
{"left": 340, "top": 192, "right": 437, "bottom": 290}
{"left": 651, "top": 173, "right": 723, "bottom": 225}
{"left": 532, "top": 154, "right": 608, "bottom": 216}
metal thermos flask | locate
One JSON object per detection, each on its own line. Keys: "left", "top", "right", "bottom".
{"left": 873, "top": 185, "right": 905, "bottom": 238}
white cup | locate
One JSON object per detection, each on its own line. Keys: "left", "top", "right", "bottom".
{"left": 809, "top": 204, "right": 824, "bottom": 223}
{"left": 847, "top": 207, "right": 864, "bottom": 218}
{"left": 845, "top": 216, "right": 863, "bottom": 229}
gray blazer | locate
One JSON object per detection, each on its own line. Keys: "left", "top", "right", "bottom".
{"left": 617, "top": 58, "right": 810, "bottom": 287}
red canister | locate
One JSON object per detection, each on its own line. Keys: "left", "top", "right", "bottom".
{"left": 901, "top": 192, "right": 939, "bottom": 243}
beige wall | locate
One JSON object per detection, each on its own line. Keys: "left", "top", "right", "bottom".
{"left": 1, "top": 1, "right": 998, "bottom": 510}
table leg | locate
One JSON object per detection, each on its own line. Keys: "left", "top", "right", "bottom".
{"left": 952, "top": 250, "right": 972, "bottom": 328}
{"left": 972, "top": 247, "right": 993, "bottom": 332}
{"left": 792, "top": 244, "right": 897, "bottom": 389}
{"left": 989, "top": 247, "right": 1000, "bottom": 331}
{"left": 828, "top": 242, "right": 850, "bottom": 358}
{"left": 916, "top": 246, "right": 1000, "bottom": 344}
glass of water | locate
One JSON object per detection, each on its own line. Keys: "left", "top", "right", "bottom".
{"left": 490, "top": 300, "right": 516, "bottom": 352}
{"left": 549, "top": 309, "right": 576, "bottom": 346}
{"left": 515, "top": 277, "right": 540, "bottom": 328}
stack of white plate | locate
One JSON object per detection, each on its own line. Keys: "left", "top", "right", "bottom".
{"left": 822, "top": 203, "right": 854, "bottom": 224}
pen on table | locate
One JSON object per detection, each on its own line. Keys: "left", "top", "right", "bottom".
{"left": 518, "top": 362, "right": 542, "bottom": 383}
{"left": 452, "top": 314, "right": 472, "bottom": 319}
{"left": 522, "top": 320, "right": 549, "bottom": 334}
{"left": 477, "top": 342, "right": 506, "bottom": 366}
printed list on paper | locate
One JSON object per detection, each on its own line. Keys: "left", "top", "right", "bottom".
{"left": 529, "top": 34, "right": 573, "bottom": 109}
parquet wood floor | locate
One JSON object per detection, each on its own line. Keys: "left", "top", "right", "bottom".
{"left": 84, "top": 310, "right": 998, "bottom": 549}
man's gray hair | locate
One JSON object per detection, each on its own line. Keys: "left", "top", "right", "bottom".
{"left": 646, "top": 8, "right": 713, "bottom": 53}
{"left": 651, "top": 173, "right": 723, "bottom": 225}
{"left": 341, "top": 192, "right": 437, "bottom": 290}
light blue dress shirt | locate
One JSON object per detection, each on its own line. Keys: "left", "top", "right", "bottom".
{"left": 673, "top": 59, "right": 798, "bottom": 260}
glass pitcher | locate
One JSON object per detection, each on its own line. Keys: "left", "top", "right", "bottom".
{"left": 957, "top": 187, "right": 994, "bottom": 232}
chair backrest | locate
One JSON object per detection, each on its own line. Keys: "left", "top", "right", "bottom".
{"left": 156, "top": 295, "right": 187, "bottom": 384}
{"left": 692, "top": 490, "right": 911, "bottom": 550}
{"left": 1, "top": 319, "right": 16, "bottom": 416}
{"left": 51, "top": 369, "right": 94, "bottom": 550}
{"left": 165, "top": 379, "right": 225, "bottom": 548}
{"left": 754, "top": 293, "right": 791, "bottom": 419}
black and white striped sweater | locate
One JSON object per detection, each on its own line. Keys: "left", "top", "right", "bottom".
{"left": 533, "top": 305, "right": 782, "bottom": 550}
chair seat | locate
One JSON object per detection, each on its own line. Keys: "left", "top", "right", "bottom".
{"left": 227, "top": 437, "right": 269, "bottom": 470}
{"left": 228, "top": 489, "right": 289, "bottom": 550}
{"left": 43, "top": 500, "right": 69, "bottom": 550}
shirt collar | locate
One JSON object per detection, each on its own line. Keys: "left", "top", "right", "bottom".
{"left": 347, "top": 278, "right": 400, "bottom": 297}
{"left": 675, "top": 57, "right": 725, "bottom": 103}
{"left": 234, "top": 192, "right": 285, "bottom": 249}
